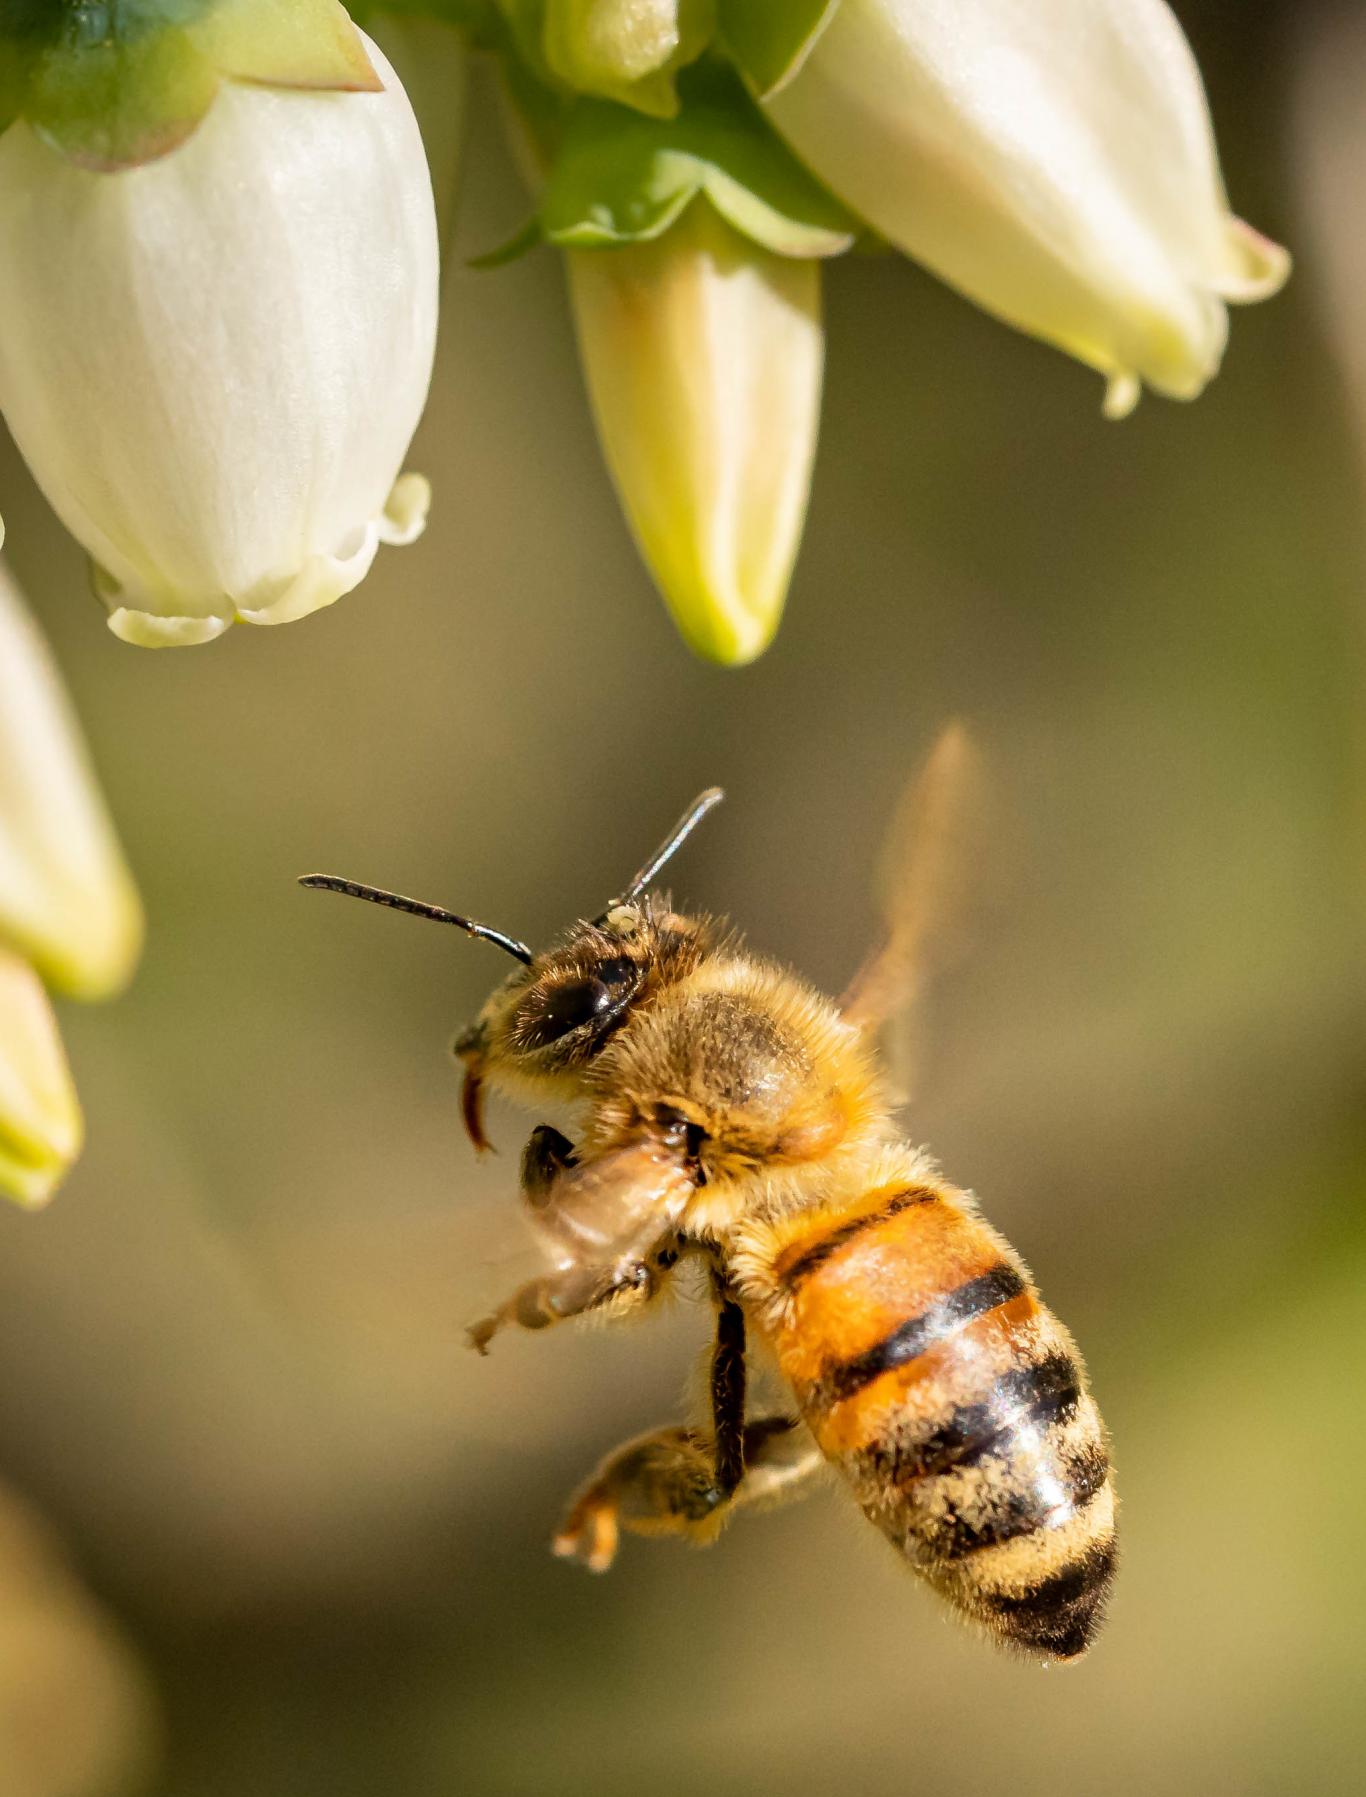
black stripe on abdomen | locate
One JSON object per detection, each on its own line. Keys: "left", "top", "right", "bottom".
{"left": 896, "top": 1353, "right": 1082, "bottom": 1482}
{"left": 778, "top": 1186, "right": 938, "bottom": 1289}
{"left": 927, "top": 1443, "right": 1111, "bottom": 1561}
{"left": 986, "top": 1538, "right": 1119, "bottom": 1659}
{"left": 811, "top": 1264, "right": 1027, "bottom": 1408}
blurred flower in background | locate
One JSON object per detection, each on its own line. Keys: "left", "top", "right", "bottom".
{"left": 0, "top": 0, "right": 1285, "bottom": 661}
{"left": 1294, "top": 3, "right": 1366, "bottom": 489}
{"left": 0, "top": 0, "right": 438, "bottom": 646}
{"left": 0, "top": 1481, "right": 156, "bottom": 1797}
{"left": 0, "top": 561, "right": 142, "bottom": 1207}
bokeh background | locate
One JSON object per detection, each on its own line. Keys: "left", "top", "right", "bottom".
{"left": 1, "top": 2, "right": 1364, "bottom": 1792}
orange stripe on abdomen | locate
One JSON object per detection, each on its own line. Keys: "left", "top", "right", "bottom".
{"left": 810, "top": 1290, "right": 1041, "bottom": 1453}
{"left": 769, "top": 1191, "right": 1011, "bottom": 1389}
{"left": 744, "top": 1174, "right": 1115, "bottom": 1658}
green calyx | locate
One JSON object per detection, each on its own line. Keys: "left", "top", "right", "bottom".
{"left": 0, "top": 0, "right": 382, "bottom": 170}
{"left": 492, "top": 57, "right": 856, "bottom": 261}
{"left": 489, "top": 0, "right": 842, "bottom": 117}
{"left": 716, "top": 0, "right": 841, "bottom": 97}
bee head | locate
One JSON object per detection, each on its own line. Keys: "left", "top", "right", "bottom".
{"left": 299, "top": 789, "right": 723, "bottom": 1152}
{"left": 450, "top": 901, "right": 714, "bottom": 1146}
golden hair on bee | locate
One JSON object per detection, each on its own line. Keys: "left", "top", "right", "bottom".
{"left": 300, "top": 733, "right": 1116, "bottom": 1661}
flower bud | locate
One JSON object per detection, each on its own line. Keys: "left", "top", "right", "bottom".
{"left": 567, "top": 200, "right": 822, "bottom": 664}
{"left": 0, "top": 31, "right": 439, "bottom": 645}
{"left": 0, "top": 948, "right": 83, "bottom": 1211}
{"left": 543, "top": 0, "right": 713, "bottom": 115}
{"left": 0, "top": 562, "right": 142, "bottom": 1000}
{"left": 761, "top": 0, "right": 1289, "bottom": 415}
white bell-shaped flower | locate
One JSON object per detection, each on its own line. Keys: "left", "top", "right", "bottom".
{"left": 568, "top": 201, "right": 823, "bottom": 664}
{"left": 763, "top": 0, "right": 1289, "bottom": 415}
{"left": 0, "top": 31, "right": 439, "bottom": 645}
{"left": 0, "top": 561, "right": 142, "bottom": 1000}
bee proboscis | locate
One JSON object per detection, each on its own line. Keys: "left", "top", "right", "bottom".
{"left": 301, "top": 727, "right": 1116, "bottom": 1661}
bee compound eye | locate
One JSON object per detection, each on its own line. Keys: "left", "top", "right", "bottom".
{"left": 525, "top": 979, "right": 612, "bottom": 1046}
{"left": 520, "top": 956, "right": 639, "bottom": 1051}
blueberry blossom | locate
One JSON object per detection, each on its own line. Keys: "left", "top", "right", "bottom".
{"left": 0, "top": 9, "right": 439, "bottom": 645}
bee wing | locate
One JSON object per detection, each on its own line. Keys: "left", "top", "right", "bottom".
{"left": 839, "top": 722, "right": 984, "bottom": 1100}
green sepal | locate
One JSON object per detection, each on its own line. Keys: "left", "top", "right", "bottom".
{"left": 717, "top": 0, "right": 839, "bottom": 97}
{"left": 0, "top": 0, "right": 384, "bottom": 169}
{"left": 192, "top": 0, "right": 380, "bottom": 90}
{"left": 26, "top": 24, "right": 219, "bottom": 169}
{"left": 539, "top": 62, "right": 855, "bottom": 256}
{"left": 4, "top": 1, "right": 214, "bottom": 46}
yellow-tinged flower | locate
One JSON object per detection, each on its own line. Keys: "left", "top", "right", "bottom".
{"left": 0, "top": 947, "right": 83, "bottom": 1211}
{"left": 761, "top": 0, "right": 1290, "bottom": 416}
{"left": 567, "top": 200, "right": 822, "bottom": 664}
{"left": 0, "top": 563, "right": 143, "bottom": 1001}
{"left": 0, "top": 559, "right": 142, "bottom": 1208}
{"left": 0, "top": 31, "right": 439, "bottom": 646}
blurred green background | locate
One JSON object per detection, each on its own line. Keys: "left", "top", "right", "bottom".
{"left": 1, "top": 2, "right": 1364, "bottom": 1792}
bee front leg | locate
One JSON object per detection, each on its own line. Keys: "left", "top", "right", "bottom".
{"left": 466, "top": 1256, "right": 659, "bottom": 1356}
{"left": 520, "top": 1124, "right": 576, "bottom": 1207}
{"left": 467, "top": 1129, "right": 694, "bottom": 1355}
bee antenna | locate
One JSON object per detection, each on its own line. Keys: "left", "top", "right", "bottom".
{"left": 298, "top": 875, "right": 534, "bottom": 966}
{"left": 607, "top": 786, "right": 725, "bottom": 912}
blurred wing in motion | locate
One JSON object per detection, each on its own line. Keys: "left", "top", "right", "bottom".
{"left": 839, "top": 722, "right": 985, "bottom": 1103}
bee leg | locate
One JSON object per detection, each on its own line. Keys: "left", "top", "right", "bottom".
{"left": 520, "top": 1124, "right": 576, "bottom": 1208}
{"left": 555, "top": 1281, "right": 819, "bottom": 1572}
{"left": 470, "top": 1129, "right": 696, "bottom": 1352}
{"left": 707, "top": 1279, "right": 748, "bottom": 1499}
{"left": 552, "top": 1427, "right": 718, "bottom": 1572}
{"left": 466, "top": 1256, "right": 658, "bottom": 1356}
{"left": 729, "top": 1416, "right": 826, "bottom": 1511}
{"left": 551, "top": 1416, "right": 823, "bottom": 1572}
{"left": 521, "top": 1130, "right": 679, "bottom": 1311}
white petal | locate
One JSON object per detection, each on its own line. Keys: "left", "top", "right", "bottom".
{"left": 0, "top": 947, "right": 83, "bottom": 1209}
{"left": 0, "top": 562, "right": 143, "bottom": 999}
{"left": 567, "top": 202, "right": 823, "bottom": 664}
{"left": 765, "top": 0, "right": 1289, "bottom": 407}
{"left": 0, "top": 31, "right": 439, "bottom": 641}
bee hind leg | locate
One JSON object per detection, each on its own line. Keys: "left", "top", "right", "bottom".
{"left": 551, "top": 1416, "right": 821, "bottom": 1573}
{"left": 554, "top": 1282, "right": 821, "bottom": 1572}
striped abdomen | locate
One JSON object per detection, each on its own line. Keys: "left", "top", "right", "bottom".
{"left": 750, "top": 1166, "right": 1116, "bottom": 1659}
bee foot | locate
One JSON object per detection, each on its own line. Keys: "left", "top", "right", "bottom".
{"left": 552, "top": 1498, "right": 620, "bottom": 1574}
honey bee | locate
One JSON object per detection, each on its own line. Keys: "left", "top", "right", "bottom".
{"left": 301, "top": 727, "right": 1116, "bottom": 1660}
